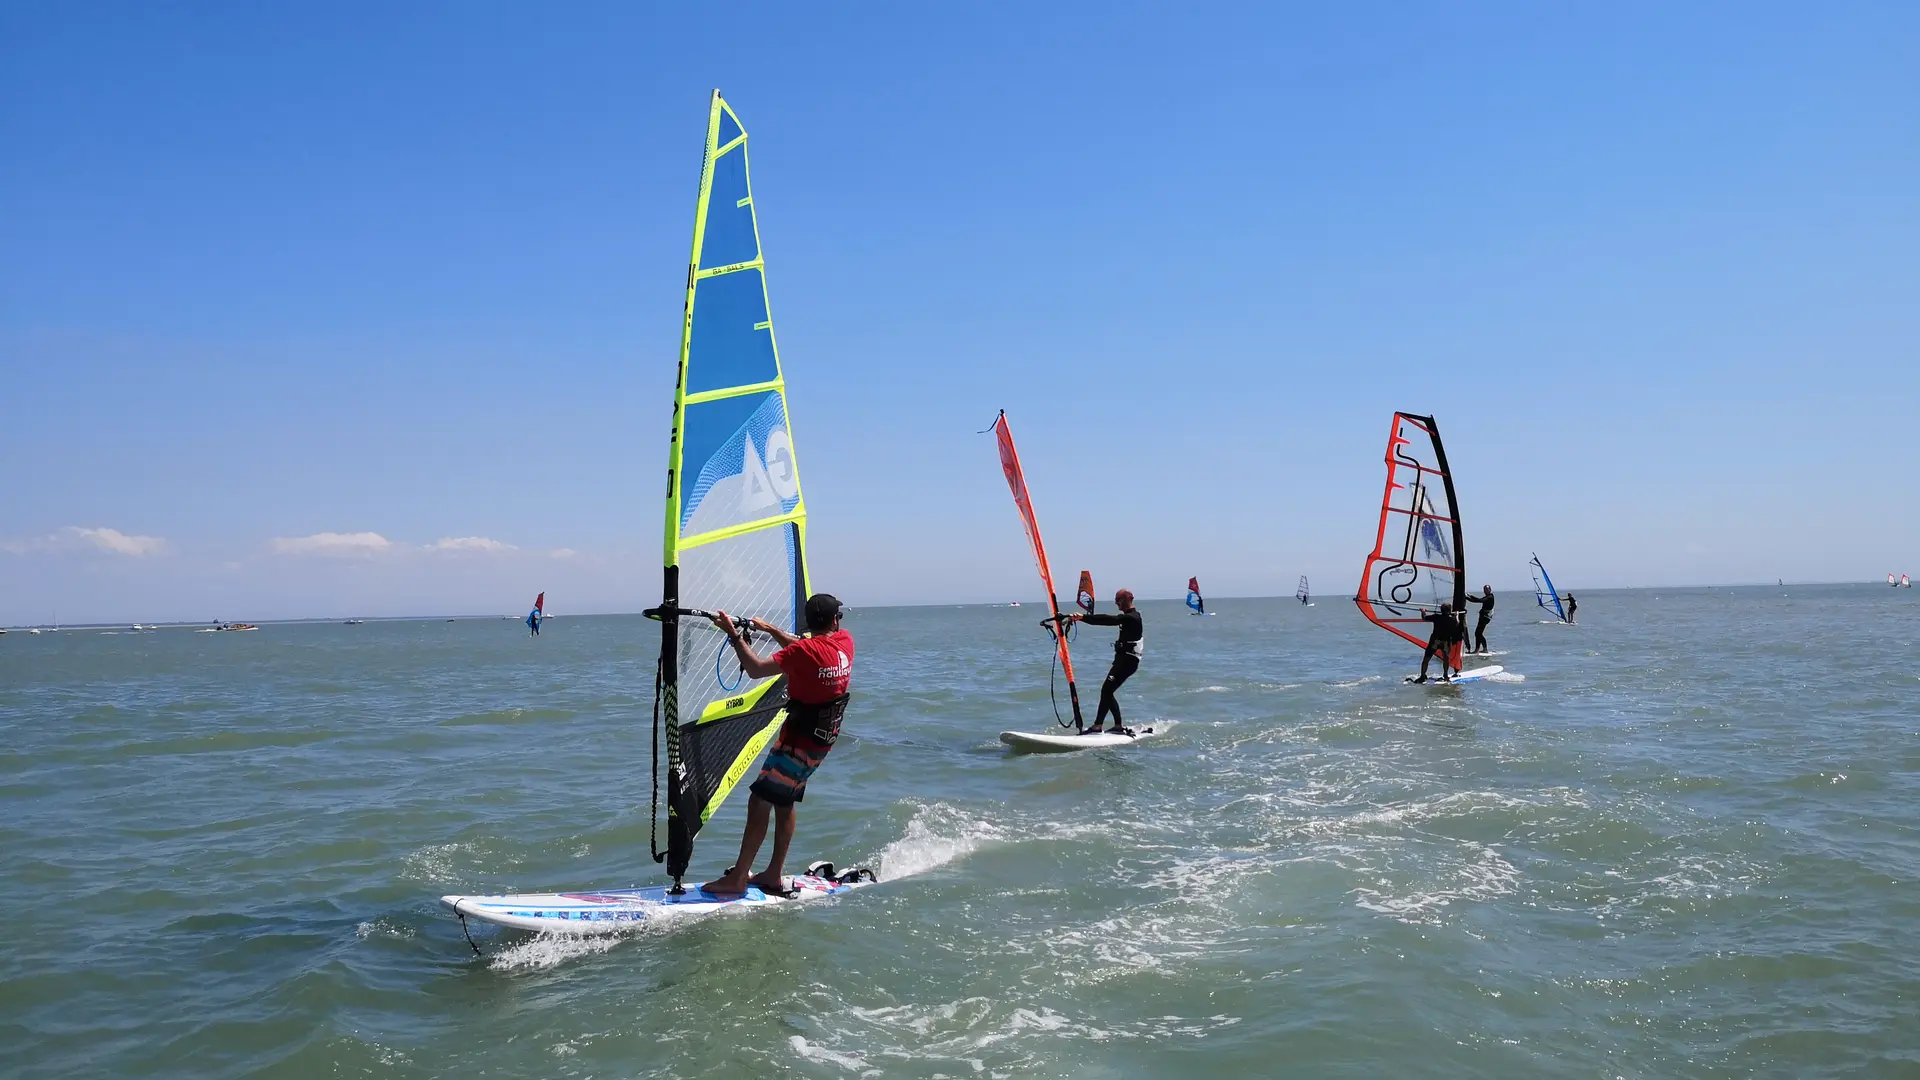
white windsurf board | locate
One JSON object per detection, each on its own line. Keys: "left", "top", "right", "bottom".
{"left": 1404, "top": 665, "right": 1503, "bottom": 685}
{"left": 1000, "top": 726, "right": 1158, "bottom": 753}
{"left": 444, "top": 869, "right": 874, "bottom": 934}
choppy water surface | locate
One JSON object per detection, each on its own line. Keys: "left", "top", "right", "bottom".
{"left": 3, "top": 587, "right": 1918, "bottom": 1078}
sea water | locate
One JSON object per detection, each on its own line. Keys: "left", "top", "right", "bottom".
{"left": 2, "top": 586, "right": 1917, "bottom": 1078}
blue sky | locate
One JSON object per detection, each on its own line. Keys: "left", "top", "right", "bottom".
{"left": 3, "top": 3, "right": 1916, "bottom": 623}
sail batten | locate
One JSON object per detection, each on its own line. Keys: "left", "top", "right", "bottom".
{"left": 653, "top": 90, "right": 808, "bottom": 886}
{"left": 1355, "top": 412, "right": 1467, "bottom": 667}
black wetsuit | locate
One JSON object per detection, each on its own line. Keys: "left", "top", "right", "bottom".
{"left": 1564, "top": 596, "right": 1577, "bottom": 623}
{"left": 1418, "top": 610, "right": 1463, "bottom": 679}
{"left": 1078, "top": 608, "right": 1143, "bottom": 730}
{"left": 1462, "top": 592, "right": 1494, "bottom": 653}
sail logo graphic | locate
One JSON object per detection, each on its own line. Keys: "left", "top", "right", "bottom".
{"left": 739, "top": 427, "right": 799, "bottom": 511}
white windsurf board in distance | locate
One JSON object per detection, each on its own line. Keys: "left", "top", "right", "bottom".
{"left": 1000, "top": 726, "right": 1158, "bottom": 753}
{"left": 1404, "top": 665, "right": 1503, "bottom": 685}
{"left": 444, "top": 868, "right": 874, "bottom": 934}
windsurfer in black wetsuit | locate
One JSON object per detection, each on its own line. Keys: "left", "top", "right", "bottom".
{"left": 1413, "top": 602, "right": 1463, "bottom": 684}
{"left": 1067, "top": 588, "right": 1142, "bottom": 735}
{"left": 1461, "top": 585, "right": 1494, "bottom": 654}
{"left": 1564, "top": 593, "right": 1578, "bottom": 624}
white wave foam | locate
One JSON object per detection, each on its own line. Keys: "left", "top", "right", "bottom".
{"left": 487, "top": 928, "right": 629, "bottom": 970}
{"left": 1485, "top": 671, "right": 1527, "bottom": 683}
{"left": 789, "top": 1036, "right": 881, "bottom": 1076}
{"left": 1349, "top": 842, "right": 1521, "bottom": 923}
{"left": 805, "top": 994, "right": 1243, "bottom": 1072}
{"left": 403, "top": 841, "right": 517, "bottom": 884}
{"left": 874, "top": 802, "right": 1003, "bottom": 881}
{"left": 1331, "top": 675, "right": 1385, "bottom": 688}
{"left": 355, "top": 918, "right": 414, "bottom": 940}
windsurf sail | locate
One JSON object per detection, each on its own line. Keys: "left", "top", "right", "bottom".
{"left": 1530, "top": 554, "right": 1568, "bottom": 622}
{"left": 645, "top": 91, "right": 811, "bottom": 890}
{"left": 990, "top": 410, "right": 1083, "bottom": 728}
{"left": 1186, "top": 577, "right": 1206, "bottom": 614}
{"left": 1296, "top": 575, "right": 1310, "bottom": 605}
{"left": 1891, "top": 574, "right": 1899, "bottom": 587}
{"left": 528, "top": 591, "right": 545, "bottom": 623}
{"left": 1905, "top": 574, "right": 1912, "bottom": 588}
{"left": 1077, "top": 570, "right": 1096, "bottom": 614}
{"left": 1355, "top": 412, "right": 1467, "bottom": 668}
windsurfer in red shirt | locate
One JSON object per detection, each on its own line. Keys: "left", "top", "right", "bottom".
{"left": 700, "top": 594, "right": 853, "bottom": 896}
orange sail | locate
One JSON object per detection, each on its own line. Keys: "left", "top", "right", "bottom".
{"left": 991, "top": 411, "right": 1083, "bottom": 726}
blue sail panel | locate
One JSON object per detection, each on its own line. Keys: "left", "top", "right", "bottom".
{"left": 699, "top": 144, "right": 760, "bottom": 270}
{"left": 686, "top": 268, "right": 778, "bottom": 394}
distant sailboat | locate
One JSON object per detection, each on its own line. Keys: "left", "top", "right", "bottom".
{"left": 1186, "top": 577, "right": 1210, "bottom": 615}
{"left": 1890, "top": 574, "right": 1899, "bottom": 587}
{"left": 1077, "top": 570, "right": 1096, "bottom": 614}
{"left": 1904, "top": 574, "right": 1912, "bottom": 588}
{"left": 1296, "top": 575, "right": 1312, "bottom": 606}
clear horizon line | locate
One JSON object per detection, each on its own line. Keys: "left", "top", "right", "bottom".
{"left": 3, "top": 579, "right": 1893, "bottom": 629}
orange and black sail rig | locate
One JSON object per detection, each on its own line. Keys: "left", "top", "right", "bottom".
{"left": 989, "top": 411, "right": 1085, "bottom": 729}
{"left": 1355, "top": 412, "right": 1468, "bottom": 671}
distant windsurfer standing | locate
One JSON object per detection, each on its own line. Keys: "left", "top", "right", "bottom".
{"left": 1067, "top": 588, "right": 1143, "bottom": 735}
{"left": 1563, "top": 593, "right": 1578, "bottom": 624}
{"left": 526, "top": 610, "right": 540, "bottom": 637}
{"left": 702, "top": 594, "right": 853, "bottom": 896}
{"left": 1413, "top": 602, "right": 1463, "bottom": 683}
{"left": 1461, "top": 584, "right": 1494, "bottom": 654}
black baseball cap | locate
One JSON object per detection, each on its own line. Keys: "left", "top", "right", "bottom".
{"left": 804, "top": 593, "right": 843, "bottom": 627}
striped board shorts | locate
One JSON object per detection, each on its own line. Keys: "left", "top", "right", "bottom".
{"left": 748, "top": 696, "right": 847, "bottom": 807}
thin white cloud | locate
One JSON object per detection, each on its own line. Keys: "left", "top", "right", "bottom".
{"left": 424, "top": 536, "right": 517, "bottom": 554}
{"left": 272, "top": 531, "right": 394, "bottom": 557}
{"left": 549, "top": 548, "right": 579, "bottom": 559}
{"left": 0, "top": 526, "right": 167, "bottom": 556}
{"left": 67, "top": 526, "right": 167, "bottom": 556}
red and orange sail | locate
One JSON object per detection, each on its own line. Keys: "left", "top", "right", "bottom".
{"left": 991, "top": 411, "right": 1083, "bottom": 725}
{"left": 1355, "top": 412, "right": 1467, "bottom": 668}
{"left": 1076, "top": 571, "right": 1096, "bottom": 614}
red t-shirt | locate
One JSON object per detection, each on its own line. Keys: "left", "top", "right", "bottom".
{"left": 775, "top": 629, "right": 854, "bottom": 704}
